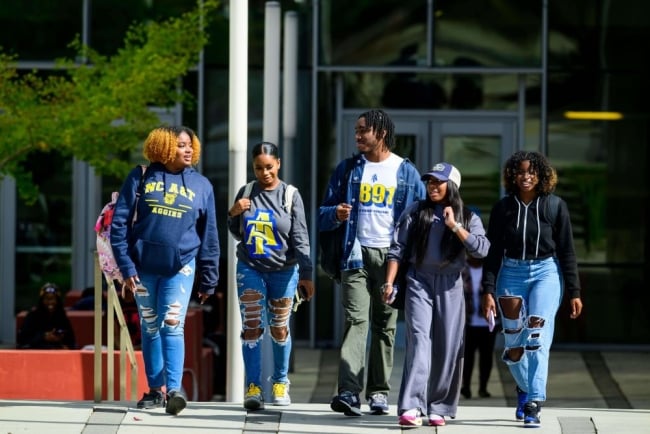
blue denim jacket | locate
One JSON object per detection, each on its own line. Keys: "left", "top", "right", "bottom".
{"left": 318, "top": 154, "right": 426, "bottom": 272}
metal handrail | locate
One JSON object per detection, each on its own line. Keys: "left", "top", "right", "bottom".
{"left": 93, "top": 252, "right": 139, "bottom": 402}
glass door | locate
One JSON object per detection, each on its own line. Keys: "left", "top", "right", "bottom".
{"left": 431, "top": 118, "right": 517, "bottom": 225}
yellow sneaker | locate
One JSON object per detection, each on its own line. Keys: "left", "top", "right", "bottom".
{"left": 244, "top": 383, "right": 264, "bottom": 410}
{"left": 272, "top": 382, "right": 291, "bottom": 406}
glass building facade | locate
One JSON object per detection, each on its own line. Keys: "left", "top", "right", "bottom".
{"left": 1, "top": 0, "right": 648, "bottom": 347}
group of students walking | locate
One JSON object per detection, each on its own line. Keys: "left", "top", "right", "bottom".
{"left": 109, "top": 111, "right": 582, "bottom": 428}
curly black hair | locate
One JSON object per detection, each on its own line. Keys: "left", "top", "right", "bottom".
{"left": 503, "top": 151, "right": 557, "bottom": 195}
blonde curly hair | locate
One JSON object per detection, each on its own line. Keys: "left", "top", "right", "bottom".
{"left": 143, "top": 126, "right": 201, "bottom": 165}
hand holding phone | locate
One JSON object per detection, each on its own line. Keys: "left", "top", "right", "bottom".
{"left": 487, "top": 310, "right": 496, "bottom": 332}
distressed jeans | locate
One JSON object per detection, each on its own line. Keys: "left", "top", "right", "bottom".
{"left": 237, "top": 260, "right": 298, "bottom": 387}
{"left": 496, "top": 256, "right": 563, "bottom": 402}
{"left": 136, "top": 258, "right": 195, "bottom": 393}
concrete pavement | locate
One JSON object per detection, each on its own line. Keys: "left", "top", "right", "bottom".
{"left": 1, "top": 346, "right": 649, "bottom": 433}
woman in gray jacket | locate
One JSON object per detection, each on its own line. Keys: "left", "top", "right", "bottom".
{"left": 383, "top": 162, "right": 490, "bottom": 427}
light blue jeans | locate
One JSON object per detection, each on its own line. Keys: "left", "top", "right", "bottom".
{"left": 496, "top": 256, "right": 563, "bottom": 402}
{"left": 136, "top": 258, "right": 195, "bottom": 393}
{"left": 237, "top": 260, "right": 298, "bottom": 387}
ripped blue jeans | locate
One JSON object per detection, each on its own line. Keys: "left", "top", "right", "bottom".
{"left": 136, "top": 258, "right": 195, "bottom": 393}
{"left": 237, "top": 260, "right": 297, "bottom": 388}
{"left": 496, "top": 256, "right": 563, "bottom": 402}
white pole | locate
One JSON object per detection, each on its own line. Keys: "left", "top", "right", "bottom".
{"left": 226, "top": 0, "right": 248, "bottom": 404}
{"left": 260, "top": 0, "right": 282, "bottom": 403}
{"left": 263, "top": 1, "right": 281, "bottom": 145}
{"left": 282, "top": 11, "right": 297, "bottom": 184}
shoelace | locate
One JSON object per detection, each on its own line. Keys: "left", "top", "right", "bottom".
{"left": 273, "top": 383, "right": 287, "bottom": 397}
{"left": 246, "top": 383, "right": 262, "bottom": 396}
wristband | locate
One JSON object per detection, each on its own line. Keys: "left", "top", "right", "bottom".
{"left": 452, "top": 222, "right": 462, "bottom": 233}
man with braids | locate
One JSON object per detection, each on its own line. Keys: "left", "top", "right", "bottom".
{"left": 319, "top": 109, "right": 426, "bottom": 416}
{"left": 111, "top": 126, "right": 221, "bottom": 415}
{"left": 481, "top": 151, "right": 583, "bottom": 427}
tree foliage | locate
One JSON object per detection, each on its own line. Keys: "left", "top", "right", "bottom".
{"left": 0, "top": 0, "right": 219, "bottom": 203}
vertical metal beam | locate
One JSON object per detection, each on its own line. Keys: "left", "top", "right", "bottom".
{"left": 540, "top": 0, "right": 549, "bottom": 155}
{"left": 226, "top": 0, "right": 248, "bottom": 404}
{"left": 264, "top": 1, "right": 281, "bottom": 145}
{"left": 310, "top": 1, "right": 320, "bottom": 349}
{"left": 74, "top": 1, "right": 102, "bottom": 292}
{"left": 73, "top": 159, "right": 101, "bottom": 291}
{"left": 517, "top": 74, "right": 526, "bottom": 150}
{"left": 260, "top": 0, "right": 283, "bottom": 403}
{"left": 0, "top": 177, "right": 16, "bottom": 346}
{"left": 427, "top": 0, "right": 434, "bottom": 66}
{"left": 282, "top": 11, "right": 298, "bottom": 184}
{"left": 197, "top": 0, "right": 205, "bottom": 172}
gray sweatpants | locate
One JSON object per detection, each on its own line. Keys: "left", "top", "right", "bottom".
{"left": 397, "top": 266, "right": 465, "bottom": 418}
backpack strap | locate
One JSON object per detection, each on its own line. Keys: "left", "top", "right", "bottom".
{"left": 545, "top": 194, "right": 561, "bottom": 234}
{"left": 131, "top": 165, "right": 147, "bottom": 227}
{"left": 284, "top": 184, "right": 297, "bottom": 214}
{"left": 338, "top": 156, "right": 357, "bottom": 199}
{"left": 239, "top": 181, "right": 256, "bottom": 234}
{"left": 242, "top": 180, "right": 255, "bottom": 199}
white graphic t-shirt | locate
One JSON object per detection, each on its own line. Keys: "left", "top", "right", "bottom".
{"left": 357, "top": 153, "right": 403, "bottom": 248}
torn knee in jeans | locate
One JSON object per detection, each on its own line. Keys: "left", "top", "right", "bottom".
{"left": 240, "top": 288, "right": 264, "bottom": 347}
{"left": 270, "top": 325, "right": 289, "bottom": 343}
{"left": 504, "top": 346, "right": 524, "bottom": 362}
{"left": 498, "top": 295, "right": 525, "bottom": 334}
{"left": 164, "top": 302, "right": 183, "bottom": 326}
{"left": 524, "top": 316, "right": 544, "bottom": 350}
{"left": 528, "top": 316, "right": 545, "bottom": 328}
{"left": 499, "top": 296, "right": 523, "bottom": 319}
{"left": 269, "top": 297, "right": 292, "bottom": 344}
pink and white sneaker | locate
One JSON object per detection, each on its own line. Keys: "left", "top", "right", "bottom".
{"left": 428, "top": 414, "right": 446, "bottom": 426}
{"left": 398, "top": 409, "right": 423, "bottom": 427}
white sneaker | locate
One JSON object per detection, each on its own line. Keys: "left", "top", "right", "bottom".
{"left": 272, "top": 382, "right": 291, "bottom": 406}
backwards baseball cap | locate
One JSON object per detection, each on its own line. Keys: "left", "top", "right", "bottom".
{"left": 421, "top": 162, "right": 462, "bottom": 187}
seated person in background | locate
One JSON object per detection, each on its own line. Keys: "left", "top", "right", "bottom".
{"left": 17, "top": 283, "right": 77, "bottom": 349}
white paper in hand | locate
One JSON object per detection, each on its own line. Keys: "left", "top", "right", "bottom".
{"left": 487, "top": 310, "right": 496, "bottom": 332}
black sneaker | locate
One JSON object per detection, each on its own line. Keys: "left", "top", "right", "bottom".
{"left": 165, "top": 390, "right": 187, "bottom": 415}
{"left": 137, "top": 390, "right": 165, "bottom": 409}
{"left": 330, "top": 391, "right": 362, "bottom": 416}
{"left": 523, "top": 401, "right": 541, "bottom": 427}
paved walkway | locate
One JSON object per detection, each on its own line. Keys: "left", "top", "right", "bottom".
{"left": 1, "top": 346, "right": 649, "bottom": 433}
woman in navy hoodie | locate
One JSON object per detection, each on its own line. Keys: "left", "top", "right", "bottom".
{"left": 111, "top": 126, "right": 220, "bottom": 416}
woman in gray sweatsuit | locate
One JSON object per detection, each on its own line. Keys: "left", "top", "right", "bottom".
{"left": 383, "top": 162, "right": 490, "bottom": 427}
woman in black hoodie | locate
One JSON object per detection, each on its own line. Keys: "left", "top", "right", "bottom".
{"left": 481, "top": 151, "right": 583, "bottom": 427}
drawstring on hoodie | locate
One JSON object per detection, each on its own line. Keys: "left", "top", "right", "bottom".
{"left": 514, "top": 196, "right": 542, "bottom": 259}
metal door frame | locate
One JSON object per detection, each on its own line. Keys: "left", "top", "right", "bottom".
{"left": 341, "top": 109, "right": 518, "bottom": 172}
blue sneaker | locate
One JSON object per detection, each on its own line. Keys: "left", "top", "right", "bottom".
{"left": 516, "top": 386, "right": 528, "bottom": 420}
{"left": 368, "top": 392, "right": 389, "bottom": 415}
{"left": 523, "top": 401, "right": 541, "bottom": 427}
{"left": 330, "top": 391, "right": 362, "bottom": 416}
